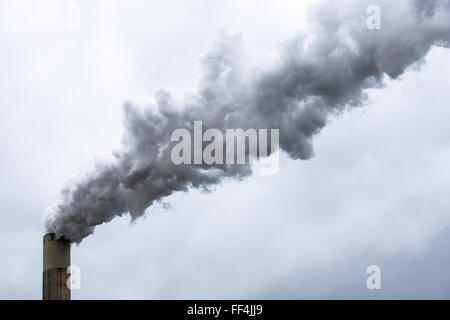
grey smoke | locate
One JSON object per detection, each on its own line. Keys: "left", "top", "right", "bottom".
{"left": 44, "top": 0, "right": 450, "bottom": 243}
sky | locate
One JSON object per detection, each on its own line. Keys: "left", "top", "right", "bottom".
{"left": 0, "top": 0, "right": 450, "bottom": 299}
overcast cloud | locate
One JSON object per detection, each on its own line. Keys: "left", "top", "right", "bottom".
{"left": 0, "top": 0, "right": 449, "bottom": 299}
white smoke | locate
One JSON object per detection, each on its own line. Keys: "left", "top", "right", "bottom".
{"left": 44, "top": 0, "right": 450, "bottom": 243}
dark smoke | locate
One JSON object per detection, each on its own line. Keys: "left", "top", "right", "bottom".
{"left": 44, "top": 0, "right": 450, "bottom": 243}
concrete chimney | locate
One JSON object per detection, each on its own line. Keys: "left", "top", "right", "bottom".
{"left": 43, "top": 233, "right": 71, "bottom": 300}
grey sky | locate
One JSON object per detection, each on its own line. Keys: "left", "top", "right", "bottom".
{"left": 0, "top": 0, "right": 449, "bottom": 299}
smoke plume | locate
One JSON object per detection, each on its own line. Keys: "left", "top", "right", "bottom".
{"left": 44, "top": 0, "right": 450, "bottom": 243}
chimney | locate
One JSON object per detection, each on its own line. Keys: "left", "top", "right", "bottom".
{"left": 42, "top": 233, "right": 71, "bottom": 300}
